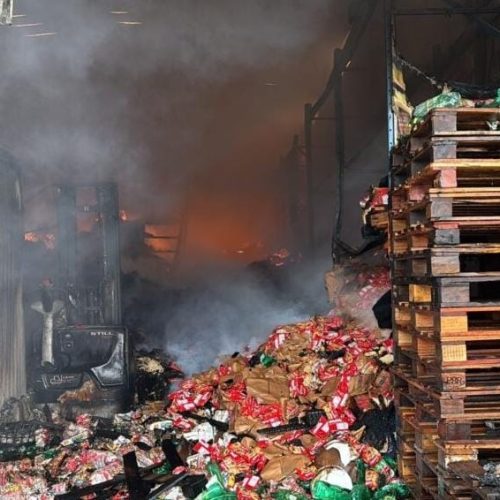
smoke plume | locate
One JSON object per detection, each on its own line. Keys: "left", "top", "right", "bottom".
{"left": 1, "top": 0, "right": 348, "bottom": 374}
{"left": 0, "top": 0, "right": 344, "bottom": 247}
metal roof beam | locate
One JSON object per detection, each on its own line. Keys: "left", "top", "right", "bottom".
{"left": 441, "top": 0, "right": 500, "bottom": 38}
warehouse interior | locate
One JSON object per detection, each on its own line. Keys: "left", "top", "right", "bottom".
{"left": 1, "top": 0, "right": 500, "bottom": 498}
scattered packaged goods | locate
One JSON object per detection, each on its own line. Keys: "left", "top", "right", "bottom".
{"left": 0, "top": 312, "right": 408, "bottom": 499}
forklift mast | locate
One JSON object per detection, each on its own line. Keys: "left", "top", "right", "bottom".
{"left": 56, "top": 183, "right": 122, "bottom": 326}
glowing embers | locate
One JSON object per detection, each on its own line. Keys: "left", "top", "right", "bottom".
{"left": 24, "top": 231, "right": 56, "bottom": 250}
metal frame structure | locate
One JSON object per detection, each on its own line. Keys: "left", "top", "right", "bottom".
{"left": 298, "top": 0, "right": 500, "bottom": 263}
{"left": 303, "top": 0, "right": 378, "bottom": 258}
{"left": 385, "top": 0, "right": 500, "bottom": 164}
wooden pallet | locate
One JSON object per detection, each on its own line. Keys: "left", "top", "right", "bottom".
{"left": 449, "top": 462, "right": 500, "bottom": 500}
{"left": 367, "top": 208, "right": 389, "bottom": 229}
{"left": 437, "top": 439, "right": 500, "bottom": 469}
{"left": 394, "top": 303, "right": 500, "bottom": 338}
{"left": 390, "top": 221, "right": 500, "bottom": 254}
{"left": 393, "top": 187, "right": 500, "bottom": 220}
{"left": 435, "top": 338, "right": 500, "bottom": 369}
{"left": 398, "top": 450, "right": 417, "bottom": 486}
{"left": 391, "top": 216, "right": 500, "bottom": 243}
{"left": 394, "top": 370, "right": 500, "bottom": 425}
{"left": 392, "top": 246, "right": 500, "bottom": 278}
{"left": 395, "top": 347, "right": 500, "bottom": 391}
{"left": 394, "top": 390, "right": 486, "bottom": 499}
{"left": 416, "top": 452, "right": 440, "bottom": 499}
{"left": 471, "top": 487, "right": 499, "bottom": 499}
{"left": 396, "top": 158, "right": 500, "bottom": 191}
{"left": 398, "top": 348, "right": 500, "bottom": 391}
{"left": 394, "top": 326, "right": 500, "bottom": 371}
{"left": 412, "top": 108, "right": 500, "bottom": 139}
{"left": 395, "top": 406, "right": 495, "bottom": 499}
{"left": 392, "top": 137, "right": 500, "bottom": 183}
{"left": 392, "top": 212, "right": 500, "bottom": 235}
{"left": 415, "top": 135, "right": 500, "bottom": 161}
{"left": 410, "top": 130, "right": 500, "bottom": 154}
{"left": 415, "top": 453, "right": 472, "bottom": 500}
{"left": 393, "top": 275, "right": 500, "bottom": 307}
{"left": 474, "top": 489, "right": 500, "bottom": 500}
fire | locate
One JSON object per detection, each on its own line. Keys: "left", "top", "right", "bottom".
{"left": 144, "top": 224, "right": 179, "bottom": 262}
{"left": 269, "top": 248, "right": 300, "bottom": 267}
{"left": 144, "top": 237, "right": 176, "bottom": 255}
{"left": 120, "top": 210, "right": 129, "bottom": 221}
{"left": 24, "top": 231, "right": 56, "bottom": 250}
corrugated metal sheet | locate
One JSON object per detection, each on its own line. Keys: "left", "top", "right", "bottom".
{"left": 0, "top": 148, "right": 25, "bottom": 405}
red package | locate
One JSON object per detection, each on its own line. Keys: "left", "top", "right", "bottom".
{"left": 265, "top": 329, "right": 289, "bottom": 351}
{"left": 318, "top": 364, "right": 340, "bottom": 382}
{"left": 219, "top": 364, "right": 232, "bottom": 377}
{"left": 172, "top": 466, "right": 188, "bottom": 475}
{"left": 370, "top": 188, "right": 389, "bottom": 207}
{"left": 278, "top": 430, "right": 305, "bottom": 444}
{"left": 225, "top": 382, "right": 247, "bottom": 402}
{"left": 295, "top": 466, "right": 316, "bottom": 481}
{"left": 289, "top": 373, "right": 308, "bottom": 398}
{"left": 251, "top": 453, "right": 268, "bottom": 472}
{"left": 325, "top": 316, "right": 344, "bottom": 330}
{"left": 172, "top": 416, "right": 194, "bottom": 432}
{"left": 242, "top": 475, "right": 260, "bottom": 490}
{"left": 192, "top": 440, "right": 211, "bottom": 456}
{"left": 328, "top": 419, "right": 349, "bottom": 432}
{"left": 311, "top": 417, "right": 331, "bottom": 440}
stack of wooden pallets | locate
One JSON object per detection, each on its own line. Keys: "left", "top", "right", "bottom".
{"left": 389, "top": 108, "right": 500, "bottom": 499}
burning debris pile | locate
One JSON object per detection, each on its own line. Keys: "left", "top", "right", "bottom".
{"left": 0, "top": 314, "right": 408, "bottom": 499}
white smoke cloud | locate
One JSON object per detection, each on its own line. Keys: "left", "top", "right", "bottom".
{"left": 0, "top": 0, "right": 340, "bottom": 230}
{"left": 160, "top": 256, "right": 331, "bottom": 375}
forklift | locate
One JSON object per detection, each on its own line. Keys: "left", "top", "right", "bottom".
{"left": 30, "top": 184, "right": 134, "bottom": 417}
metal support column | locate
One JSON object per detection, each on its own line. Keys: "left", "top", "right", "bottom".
{"left": 56, "top": 185, "right": 77, "bottom": 298}
{"left": 332, "top": 49, "right": 345, "bottom": 263}
{"left": 384, "top": 0, "right": 395, "bottom": 179}
{"left": 302, "top": 0, "right": 377, "bottom": 262}
{"left": 97, "top": 183, "right": 122, "bottom": 325}
{"left": 304, "top": 103, "right": 315, "bottom": 256}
